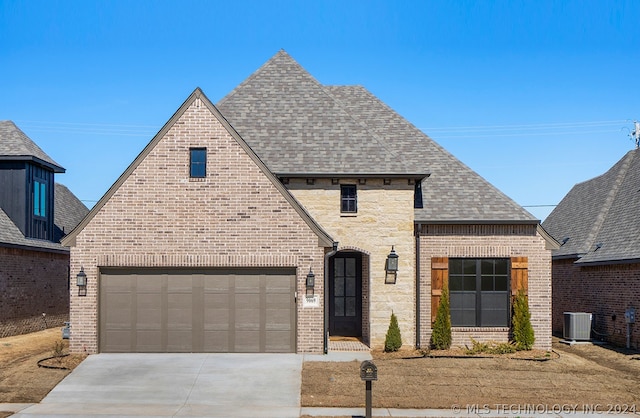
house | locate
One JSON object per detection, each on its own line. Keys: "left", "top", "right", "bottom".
{"left": 0, "top": 121, "right": 88, "bottom": 337}
{"left": 542, "top": 148, "right": 640, "bottom": 349}
{"left": 63, "top": 51, "right": 556, "bottom": 354}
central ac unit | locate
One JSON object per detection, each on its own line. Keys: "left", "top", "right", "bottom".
{"left": 563, "top": 312, "right": 592, "bottom": 341}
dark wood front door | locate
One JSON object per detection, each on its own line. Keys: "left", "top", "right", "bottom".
{"left": 329, "top": 253, "right": 362, "bottom": 337}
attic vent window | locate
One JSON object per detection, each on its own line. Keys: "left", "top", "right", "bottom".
{"left": 190, "top": 148, "right": 207, "bottom": 178}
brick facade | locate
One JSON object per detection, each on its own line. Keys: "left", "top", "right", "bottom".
{"left": 419, "top": 224, "right": 552, "bottom": 350}
{"left": 68, "top": 96, "right": 328, "bottom": 354}
{"left": 552, "top": 258, "right": 640, "bottom": 349}
{"left": 0, "top": 247, "right": 69, "bottom": 337}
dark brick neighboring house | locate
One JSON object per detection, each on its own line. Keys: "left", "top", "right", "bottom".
{"left": 543, "top": 148, "right": 640, "bottom": 349}
{"left": 0, "top": 121, "right": 88, "bottom": 337}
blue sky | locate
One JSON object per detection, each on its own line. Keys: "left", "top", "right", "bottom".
{"left": 2, "top": 0, "right": 639, "bottom": 221}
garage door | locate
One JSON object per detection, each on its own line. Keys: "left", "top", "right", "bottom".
{"left": 99, "top": 268, "right": 296, "bottom": 353}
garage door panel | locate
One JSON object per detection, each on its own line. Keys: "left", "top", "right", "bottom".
{"left": 235, "top": 331, "right": 260, "bottom": 352}
{"left": 204, "top": 331, "right": 229, "bottom": 352}
{"left": 235, "top": 275, "right": 260, "bottom": 293}
{"left": 167, "top": 330, "right": 193, "bottom": 352}
{"left": 100, "top": 268, "right": 295, "bottom": 353}
{"left": 103, "top": 330, "right": 132, "bottom": 352}
{"left": 136, "top": 330, "right": 163, "bottom": 352}
{"left": 266, "top": 330, "right": 294, "bottom": 352}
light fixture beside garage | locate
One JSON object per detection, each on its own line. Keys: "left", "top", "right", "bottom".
{"left": 385, "top": 246, "right": 399, "bottom": 284}
{"left": 76, "top": 267, "right": 87, "bottom": 296}
{"left": 306, "top": 268, "right": 315, "bottom": 295}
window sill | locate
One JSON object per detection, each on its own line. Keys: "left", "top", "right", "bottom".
{"left": 340, "top": 213, "right": 358, "bottom": 217}
{"left": 189, "top": 177, "right": 207, "bottom": 182}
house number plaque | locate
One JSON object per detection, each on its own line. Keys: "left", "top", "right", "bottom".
{"left": 360, "top": 360, "right": 377, "bottom": 381}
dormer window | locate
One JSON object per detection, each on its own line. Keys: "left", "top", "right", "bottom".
{"left": 190, "top": 148, "right": 207, "bottom": 178}
{"left": 33, "top": 179, "right": 46, "bottom": 217}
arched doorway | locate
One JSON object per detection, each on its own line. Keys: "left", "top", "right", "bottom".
{"left": 329, "top": 252, "right": 363, "bottom": 337}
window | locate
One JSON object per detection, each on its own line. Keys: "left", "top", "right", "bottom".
{"left": 340, "top": 185, "right": 357, "bottom": 213}
{"left": 449, "top": 258, "right": 509, "bottom": 327}
{"left": 33, "top": 180, "right": 46, "bottom": 217}
{"left": 190, "top": 148, "right": 207, "bottom": 178}
{"left": 414, "top": 180, "right": 423, "bottom": 208}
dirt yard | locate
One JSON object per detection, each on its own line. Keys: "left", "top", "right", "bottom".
{"left": 2, "top": 330, "right": 640, "bottom": 416}
{"left": 0, "top": 327, "right": 86, "bottom": 417}
{"left": 302, "top": 340, "right": 640, "bottom": 411}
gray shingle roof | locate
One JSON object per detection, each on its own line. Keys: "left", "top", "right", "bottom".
{"left": 217, "top": 51, "right": 420, "bottom": 176}
{"left": 543, "top": 149, "right": 640, "bottom": 264}
{"left": 0, "top": 121, "right": 65, "bottom": 172}
{"left": 0, "top": 208, "right": 67, "bottom": 251}
{"left": 218, "top": 51, "right": 537, "bottom": 223}
{"left": 0, "top": 120, "right": 65, "bottom": 173}
{"left": 54, "top": 183, "right": 89, "bottom": 242}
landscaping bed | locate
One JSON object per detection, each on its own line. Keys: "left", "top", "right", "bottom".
{"left": 302, "top": 340, "right": 640, "bottom": 410}
{"left": 0, "top": 327, "right": 86, "bottom": 417}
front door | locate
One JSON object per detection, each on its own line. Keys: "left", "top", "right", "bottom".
{"left": 329, "top": 253, "right": 362, "bottom": 337}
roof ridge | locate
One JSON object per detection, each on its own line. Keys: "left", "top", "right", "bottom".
{"left": 218, "top": 50, "right": 323, "bottom": 107}
{"left": 583, "top": 150, "right": 636, "bottom": 253}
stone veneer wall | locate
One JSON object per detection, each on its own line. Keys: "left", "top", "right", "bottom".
{"left": 0, "top": 247, "right": 69, "bottom": 337}
{"left": 419, "top": 224, "right": 552, "bottom": 350}
{"left": 288, "top": 179, "right": 416, "bottom": 349}
{"left": 552, "top": 258, "right": 640, "bottom": 349}
{"left": 69, "top": 97, "right": 327, "bottom": 354}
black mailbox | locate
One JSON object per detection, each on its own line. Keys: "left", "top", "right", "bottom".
{"left": 360, "top": 360, "right": 377, "bottom": 381}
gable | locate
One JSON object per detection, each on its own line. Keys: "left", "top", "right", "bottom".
{"left": 62, "top": 89, "right": 333, "bottom": 250}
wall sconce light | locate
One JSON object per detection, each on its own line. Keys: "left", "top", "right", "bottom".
{"left": 76, "top": 267, "right": 87, "bottom": 296}
{"left": 385, "top": 246, "right": 399, "bottom": 284}
{"left": 306, "top": 268, "right": 315, "bottom": 295}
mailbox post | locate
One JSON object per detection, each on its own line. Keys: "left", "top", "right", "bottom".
{"left": 360, "top": 360, "right": 377, "bottom": 418}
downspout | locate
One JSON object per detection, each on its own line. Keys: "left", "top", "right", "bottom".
{"left": 324, "top": 241, "right": 339, "bottom": 354}
{"left": 415, "top": 223, "right": 421, "bottom": 349}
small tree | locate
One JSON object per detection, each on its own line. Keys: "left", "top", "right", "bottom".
{"left": 512, "top": 289, "right": 535, "bottom": 350}
{"left": 384, "top": 312, "right": 402, "bottom": 352}
{"left": 430, "top": 286, "right": 452, "bottom": 349}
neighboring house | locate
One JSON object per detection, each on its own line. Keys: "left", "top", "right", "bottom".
{"left": 63, "top": 51, "right": 556, "bottom": 354}
{"left": 0, "top": 121, "right": 88, "bottom": 337}
{"left": 542, "top": 149, "right": 640, "bottom": 349}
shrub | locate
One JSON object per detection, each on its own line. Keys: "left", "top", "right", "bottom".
{"left": 430, "top": 286, "right": 452, "bottom": 349}
{"left": 512, "top": 289, "right": 535, "bottom": 350}
{"left": 384, "top": 312, "right": 402, "bottom": 352}
{"left": 465, "top": 339, "right": 517, "bottom": 355}
{"left": 52, "top": 340, "right": 64, "bottom": 358}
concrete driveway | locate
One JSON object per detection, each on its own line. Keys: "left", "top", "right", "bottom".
{"left": 13, "top": 353, "right": 304, "bottom": 418}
